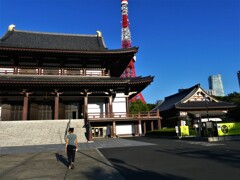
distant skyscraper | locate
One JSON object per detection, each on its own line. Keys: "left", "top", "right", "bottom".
{"left": 238, "top": 71, "right": 240, "bottom": 88}
{"left": 207, "top": 89, "right": 216, "bottom": 96}
{"left": 208, "top": 74, "right": 225, "bottom": 96}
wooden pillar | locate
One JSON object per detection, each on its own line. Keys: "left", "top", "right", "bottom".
{"left": 151, "top": 121, "right": 154, "bottom": 131}
{"left": 22, "top": 91, "right": 32, "bottom": 121}
{"left": 158, "top": 118, "right": 161, "bottom": 130}
{"left": 157, "top": 109, "right": 161, "bottom": 129}
{"left": 143, "top": 121, "right": 146, "bottom": 135}
{"left": 54, "top": 93, "right": 59, "bottom": 120}
{"left": 110, "top": 125, "right": 113, "bottom": 137}
{"left": 84, "top": 93, "right": 88, "bottom": 121}
{"left": 138, "top": 120, "right": 142, "bottom": 136}
{"left": 14, "top": 67, "right": 18, "bottom": 74}
{"left": 52, "top": 90, "right": 62, "bottom": 120}
{"left": 22, "top": 93, "right": 29, "bottom": 120}
{"left": 113, "top": 120, "right": 116, "bottom": 138}
{"left": 135, "top": 123, "right": 139, "bottom": 136}
{"left": 38, "top": 68, "right": 41, "bottom": 75}
{"left": 105, "top": 98, "right": 109, "bottom": 118}
{"left": 82, "top": 90, "right": 93, "bottom": 141}
{"left": 126, "top": 97, "right": 129, "bottom": 114}
{"left": 109, "top": 95, "right": 113, "bottom": 117}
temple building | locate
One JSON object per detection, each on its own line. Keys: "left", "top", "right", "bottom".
{"left": 0, "top": 25, "right": 160, "bottom": 139}
{"left": 153, "top": 84, "right": 235, "bottom": 128}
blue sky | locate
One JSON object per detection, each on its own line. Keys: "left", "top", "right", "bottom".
{"left": 0, "top": 0, "right": 239, "bottom": 103}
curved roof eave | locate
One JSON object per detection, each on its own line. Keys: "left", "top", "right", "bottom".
{"left": 0, "top": 45, "right": 139, "bottom": 55}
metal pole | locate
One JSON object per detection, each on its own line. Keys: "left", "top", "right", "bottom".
{"left": 205, "top": 96, "right": 210, "bottom": 136}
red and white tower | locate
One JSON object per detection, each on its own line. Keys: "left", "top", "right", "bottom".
{"left": 121, "top": 0, "right": 145, "bottom": 102}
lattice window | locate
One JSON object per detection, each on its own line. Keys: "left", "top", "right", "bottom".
{"left": 18, "top": 68, "right": 38, "bottom": 75}
{"left": 11, "top": 105, "right": 22, "bottom": 120}
{"left": 42, "top": 69, "right": 60, "bottom": 75}
{"left": 39, "top": 105, "right": 53, "bottom": 120}
{"left": 86, "top": 70, "right": 102, "bottom": 76}
{"left": 64, "top": 69, "right": 82, "bottom": 76}
{"left": 65, "top": 103, "right": 80, "bottom": 119}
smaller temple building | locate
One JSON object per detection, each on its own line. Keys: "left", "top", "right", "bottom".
{"left": 153, "top": 84, "right": 236, "bottom": 129}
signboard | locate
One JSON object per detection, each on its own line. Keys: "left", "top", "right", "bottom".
{"left": 175, "top": 126, "right": 179, "bottom": 133}
{"left": 180, "top": 126, "right": 189, "bottom": 136}
{"left": 217, "top": 123, "right": 240, "bottom": 136}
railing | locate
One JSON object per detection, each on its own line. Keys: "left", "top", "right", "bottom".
{"left": 88, "top": 111, "right": 160, "bottom": 119}
{"left": 0, "top": 69, "right": 14, "bottom": 74}
{"left": 0, "top": 68, "right": 110, "bottom": 77}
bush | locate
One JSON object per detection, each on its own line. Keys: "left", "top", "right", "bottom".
{"left": 147, "top": 127, "right": 197, "bottom": 136}
{"left": 189, "top": 128, "right": 197, "bottom": 136}
{"left": 146, "top": 128, "right": 177, "bottom": 136}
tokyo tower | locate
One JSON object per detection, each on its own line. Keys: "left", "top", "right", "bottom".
{"left": 121, "top": 0, "right": 145, "bottom": 103}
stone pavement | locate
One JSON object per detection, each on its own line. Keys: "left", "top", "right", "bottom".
{"left": 0, "top": 138, "right": 156, "bottom": 180}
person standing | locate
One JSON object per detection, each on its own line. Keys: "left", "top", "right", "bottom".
{"left": 65, "top": 127, "right": 78, "bottom": 169}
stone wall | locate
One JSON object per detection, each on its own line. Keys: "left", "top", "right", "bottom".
{"left": 0, "top": 119, "right": 87, "bottom": 147}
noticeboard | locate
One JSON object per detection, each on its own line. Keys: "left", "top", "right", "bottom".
{"left": 217, "top": 122, "right": 240, "bottom": 136}
{"left": 180, "top": 126, "right": 189, "bottom": 136}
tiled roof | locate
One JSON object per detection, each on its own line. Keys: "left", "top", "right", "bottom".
{"left": 155, "top": 84, "right": 235, "bottom": 112}
{"left": 0, "top": 75, "right": 153, "bottom": 99}
{"left": 0, "top": 29, "right": 107, "bottom": 51}
{"left": 156, "top": 84, "right": 200, "bottom": 111}
{"left": 0, "top": 74, "right": 153, "bottom": 83}
{"left": 0, "top": 75, "right": 153, "bottom": 91}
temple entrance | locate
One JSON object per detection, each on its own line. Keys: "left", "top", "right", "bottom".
{"left": 92, "top": 127, "right": 105, "bottom": 138}
{"left": 65, "top": 103, "right": 82, "bottom": 119}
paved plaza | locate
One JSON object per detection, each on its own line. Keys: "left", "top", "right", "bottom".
{"left": 0, "top": 138, "right": 155, "bottom": 179}
{"left": 1, "top": 137, "right": 240, "bottom": 180}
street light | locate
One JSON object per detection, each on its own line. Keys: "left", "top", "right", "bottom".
{"left": 204, "top": 95, "right": 210, "bottom": 122}
{"left": 204, "top": 94, "right": 211, "bottom": 136}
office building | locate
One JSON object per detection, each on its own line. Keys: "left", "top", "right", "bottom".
{"left": 207, "top": 89, "right": 216, "bottom": 96}
{"left": 208, "top": 74, "right": 225, "bottom": 96}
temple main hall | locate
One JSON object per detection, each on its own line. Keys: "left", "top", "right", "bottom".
{"left": 0, "top": 25, "right": 161, "bottom": 139}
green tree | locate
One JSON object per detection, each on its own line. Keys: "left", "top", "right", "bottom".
{"left": 214, "top": 92, "right": 240, "bottom": 122}
{"left": 146, "top": 103, "right": 157, "bottom": 111}
{"left": 129, "top": 100, "right": 150, "bottom": 113}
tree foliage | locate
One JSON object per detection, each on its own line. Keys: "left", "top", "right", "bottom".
{"left": 129, "top": 100, "right": 158, "bottom": 113}
{"left": 129, "top": 100, "right": 149, "bottom": 113}
{"left": 214, "top": 92, "right": 240, "bottom": 122}
{"left": 147, "top": 103, "right": 158, "bottom": 111}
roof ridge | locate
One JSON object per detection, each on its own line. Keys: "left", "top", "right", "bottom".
{"left": 14, "top": 29, "right": 97, "bottom": 37}
{"left": 165, "top": 84, "right": 199, "bottom": 100}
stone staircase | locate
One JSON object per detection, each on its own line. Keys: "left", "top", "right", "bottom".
{"left": 0, "top": 119, "right": 87, "bottom": 147}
